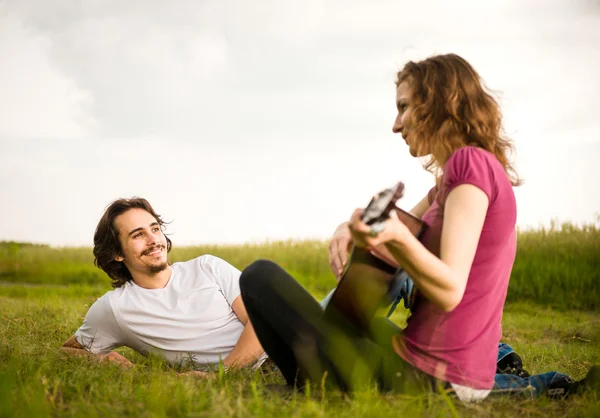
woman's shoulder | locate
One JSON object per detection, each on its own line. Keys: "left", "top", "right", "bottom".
{"left": 444, "top": 146, "right": 489, "bottom": 176}
{"left": 442, "top": 146, "right": 512, "bottom": 203}
{"left": 445, "top": 146, "right": 509, "bottom": 179}
{"left": 447, "top": 146, "right": 498, "bottom": 166}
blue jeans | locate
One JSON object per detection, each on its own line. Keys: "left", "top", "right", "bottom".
{"left": 492, "top": 371, "right": 572, "bottom": 397}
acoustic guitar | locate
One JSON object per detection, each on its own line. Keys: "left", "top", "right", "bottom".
{"left": 324, "top": 182, "right": 426, "bottom": 331}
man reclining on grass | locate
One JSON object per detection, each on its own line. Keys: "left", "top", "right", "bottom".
{"left": 61, "top": 197, "right": 265, "bottom": 375}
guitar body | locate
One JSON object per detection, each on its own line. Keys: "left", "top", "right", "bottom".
{"left": 326, "top": 246, "right": 398, "bottom": 330}
{"left": 324, "top": 184, "right": 426, "bottom": 331}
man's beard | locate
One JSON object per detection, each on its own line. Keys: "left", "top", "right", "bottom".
{"left": 146, "top": 261, "right": 169, "bottom": 274}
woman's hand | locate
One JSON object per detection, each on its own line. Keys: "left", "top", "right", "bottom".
{"left": 328, "top": 222, "right": 353, "bottom": 281}
{"left": 348, "top": 209, "right": 411, "bottom": 250}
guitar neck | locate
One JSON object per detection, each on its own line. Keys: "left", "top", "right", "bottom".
{"left": 393, "top": 207, "right": 426, "bottom": 238}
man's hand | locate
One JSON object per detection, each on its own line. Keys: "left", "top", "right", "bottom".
{"left": 98, "top": 351, "right": 134, "bottom": 369}
{"left": 61, "top": 335, "right": 134, "bottom": 369}
{"left": 328, "top": 222, "right": 353, "bottom": 281}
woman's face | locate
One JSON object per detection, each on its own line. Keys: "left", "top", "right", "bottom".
{"left": 392, "top": 81, "right": 421, "bottom": 157}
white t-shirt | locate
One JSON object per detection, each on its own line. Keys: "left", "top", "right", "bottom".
{"left": 75, "top": 254, "right": 245, "bottom": 366}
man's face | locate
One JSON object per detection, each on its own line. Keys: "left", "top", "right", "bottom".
{"left": 114, "top": 208, "right": 169, "bottom": 277}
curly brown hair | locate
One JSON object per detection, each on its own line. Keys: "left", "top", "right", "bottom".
{"left": 396, "top": 53, "right": 522, "bottom": 186}
{"left": 93, "top": 197, "right": 172, "bottom": 288}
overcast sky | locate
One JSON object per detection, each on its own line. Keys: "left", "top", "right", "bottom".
{"left": 1, "top": 0, "right": 599, "bottom": 246}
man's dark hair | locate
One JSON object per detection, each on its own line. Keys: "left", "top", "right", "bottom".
{"left": 93, "top": 197, "right": 172, "bottom": 288}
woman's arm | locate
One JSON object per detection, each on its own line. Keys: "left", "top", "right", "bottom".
{"left": 408, "top": 193, "right": 432, "bottom": 218}
{"left": 328, "top": 191, "right": 433, "bottom": 279}
{"left": 349, "top": 183, "right": 488, "bottom": 312}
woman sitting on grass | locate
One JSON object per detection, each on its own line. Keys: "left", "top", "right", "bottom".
{"left": 239, "top": 53, "right": 597, "bottom": 401}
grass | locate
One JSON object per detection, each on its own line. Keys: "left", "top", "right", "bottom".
{"left": 1, "top": 285, "right": 599, "bottom": 417}
{"left": 1, "top": 220, "right": 599, "bottom": 309}
{"left": 0, "top": 223, "right": 599, "bottom": 416}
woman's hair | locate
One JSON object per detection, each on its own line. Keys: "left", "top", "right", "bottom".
{"left": 93, "top": 197, "right": 172, "bottom": 288}
{"left": 396, "top": 53, "right": 521, "bottom": 186}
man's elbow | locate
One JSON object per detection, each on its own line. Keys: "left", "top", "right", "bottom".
{"left": 61, "top": 345, "right": 84, "bottom": 353}
{"left": 61, "top": 335, "right": 85, "bottom": 352}
{"left": 63, "top": 335, "right": 76, "bottom": 345}
{"left": 61, "top": 346, "right": 73, "bottom": 354}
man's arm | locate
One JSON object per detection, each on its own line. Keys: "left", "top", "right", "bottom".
{"left": 180, "top": 296, "right": 265, "bottom": 378}
{"left": 222, "top": 296, "right": 265, "bottom": 369}
{"left": 61, "top": 294, "right": 131, "bottom": 368}
{"left": 199, "top": 255, "right": 265, "bottom": 368}
{"left": 61, "top": 335, "right": 134, "bottom": 368}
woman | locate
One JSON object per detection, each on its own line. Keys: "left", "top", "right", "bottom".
{"left": 240, "top": 53, "right": 521, "bottom": 401}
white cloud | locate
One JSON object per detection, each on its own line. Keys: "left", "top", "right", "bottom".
{"left": 0, "top": 11, "right": 93, "bottom": 139}
{"left": 0, "top": 0, "right": 599, "bottom": 245}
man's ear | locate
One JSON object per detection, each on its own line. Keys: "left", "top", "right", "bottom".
{"left": 115, "top": 254, "right": 124, "bottom": 262}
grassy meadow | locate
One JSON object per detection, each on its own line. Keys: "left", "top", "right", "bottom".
{"left": 1, "top": 222, "right": 599, "bottom": 417}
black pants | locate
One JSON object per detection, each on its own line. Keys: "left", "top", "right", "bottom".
{"left": 240, "top": 259, "right": 444, "bottom": 393}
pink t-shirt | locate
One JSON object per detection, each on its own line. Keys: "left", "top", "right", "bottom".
{"left": 393, "top": 146, "right": 517, "bottom": 389}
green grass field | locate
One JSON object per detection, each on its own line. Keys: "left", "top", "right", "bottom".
{"left": 1, "top": 222, "right": 599, "bottom": 417}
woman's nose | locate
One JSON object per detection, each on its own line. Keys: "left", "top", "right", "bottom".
{"left": 392, "top": 114, "right": 402, "bottom": 133}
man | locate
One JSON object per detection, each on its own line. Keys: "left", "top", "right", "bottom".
{"left": 62, "top": 197, "right": 265, "bottom": 375}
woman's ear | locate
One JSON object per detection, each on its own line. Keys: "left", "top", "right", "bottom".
{"left": 115, "top": 254, "right": 124, "bottom": 262}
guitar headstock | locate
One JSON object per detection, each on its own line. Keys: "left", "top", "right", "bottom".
{"left": 361, "top": 182, "right": 405, "bottom": 225}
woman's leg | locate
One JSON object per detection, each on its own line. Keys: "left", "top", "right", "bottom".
{"left": 240, "top": 259, "right": 350, "bottom": 389}
{"left": 367, "top": 317, "right": 444, "bottom": 393}
{"left": 240, "top": 259, "right": 441, "bottom": 394}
